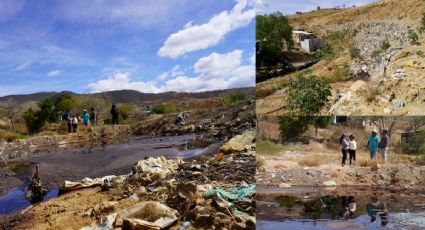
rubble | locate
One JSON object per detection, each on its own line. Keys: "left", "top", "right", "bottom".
{"left": 12, "top": 130, "right": 257, "bottom": 229}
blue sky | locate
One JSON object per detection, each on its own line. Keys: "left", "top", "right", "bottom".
{"left": 0, "top": 0, "right": 255, "bottom": 96}
{"left": 257, "top": 0, "right": 377, "bottom": 15}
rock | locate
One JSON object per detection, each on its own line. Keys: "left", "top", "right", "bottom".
{"left": 350, "top": 80, "right": 369, "bottom": 92}
{"left": 371, "top": 163, "right": 380, "bottom": 171}
{"left": 278, "top": 183, "right": 291, "bottom": 188}
{"left": 323, "top": 180, "right": 337, "bottom": 187}
{"left": 383, "top": 108, "right": 391, "bottom": 114}
{"left": 361, "top": 65, "right": 369, "bottom": 73}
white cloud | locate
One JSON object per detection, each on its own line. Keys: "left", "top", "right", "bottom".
{"left": 47, "top": 70, "right": 61, "bottom": 77}
{"left": 250, "top": 52, "right": 255, "bottom": 64}
{"left": 88, "top": 72, "right": 159, "bottom": 93}
{"left": 157, "top": 0, "right": 255, "bottom": 58}
{"left": 16, "top": 62, "right": 31, "bottom": 71}
{"left": 194, "top": 50, "right": 242, "bottom": 79}
{"left": 88, "top": 50, "right": 254, "bottom": 93}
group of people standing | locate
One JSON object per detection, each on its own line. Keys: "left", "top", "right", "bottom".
{"left": 62, "top": 105, "right": 120, "bottom": 133}
{"left": 340, "top": 129, "right": 390, "bottom": 166}
{"left": 63, "top": 108, "right": 97, "bottom": 133}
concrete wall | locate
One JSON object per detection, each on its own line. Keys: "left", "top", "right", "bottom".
{"left": 300, "top": 38, "right": 325, "bottom": 52}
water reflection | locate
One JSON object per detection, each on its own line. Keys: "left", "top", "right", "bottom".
{"left": 257, "top": 193, "right": 425, "bottom": 230}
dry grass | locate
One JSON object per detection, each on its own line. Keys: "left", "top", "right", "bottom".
{"left": 256, "top": 158, "right": 265, "bottom": 168}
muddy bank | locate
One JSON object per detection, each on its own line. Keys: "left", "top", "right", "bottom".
{"left": 1, "top": 100, "right": 255, "bottom": 161}
{"left": 2, "top": 134, "right": 210, "bottom": 193}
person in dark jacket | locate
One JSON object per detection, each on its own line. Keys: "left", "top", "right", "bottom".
{"left": 340, "top": 134, "right": 349, "bottom": 167}
{"left": 89, "top": 107, "right": 96, "bottom": 126}
{"left": 110, "top": 104, "right": 119, "bottom": 125}
{"left": 378, "top": 130, "right": 390, "bottom": 162}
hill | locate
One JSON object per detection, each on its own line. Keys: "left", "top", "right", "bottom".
{"left": 0, "top": 88, "right": 255, "bottom": 104}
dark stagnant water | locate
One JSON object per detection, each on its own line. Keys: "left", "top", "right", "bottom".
{"left": 0, "top": 134, "right": 211, "bottom": 215}
{"left": 257, "top": 191, "right": 425, "bottom": 230}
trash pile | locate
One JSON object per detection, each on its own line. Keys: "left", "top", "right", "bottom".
{"left": 59, "top": 131, "right": 256, "bottom": 230}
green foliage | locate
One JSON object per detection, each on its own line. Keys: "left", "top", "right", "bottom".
{"left": 151, "top": 102, "right": 177, "bottom": 114}
{"left": 23, "top": 108, "right": 45, "bottom": 134}
{"left": 38, "top": 98, "right": 58, "bottom": 124}
{"left": 257, "top": 140, "right": 290, "bottom": 155}
{"left": 417, "top": 50, "right": 425, "bottom": 58}
{"left": 380, "top": 40, "right": 391, "bottom": 51}
{"left": 402, "top": 131, "right": 425, "bottom": 155}
{"left": 117, "top": 104, "right": 131, "bottom": 120}
{"left": 314, "top": 44, "right": 334, "bottom": 60}
{"left": 256, "top": 12, "right": 293, "bottom": 66}
{"left": 285, "top": 75, "right": 332, "bottom": 115}
{"left": 278, "top": 116, "right": 312, "bottom": 141}
{"left": 366, "top": 87, "right": 381, "bottom": 102}
{"left": 371, "top": 50, "right": 382, "bottom": 59}
{"left": 219, "top": 92, "right": 247, "bottom": 105}
{"left": 408, "top": 29, "right": 419, "bottom": 45}
{"left": 419, "top": 11, "right": 425, "bottom": 34}
{"left": 0, "top": 130, "right": 27, "bottom": 142}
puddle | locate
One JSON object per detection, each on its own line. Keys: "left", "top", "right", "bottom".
{"left": 0, "top": 186, "right": 59, "bottom": 215}
{"left": 0, "top": 134, "right": 215, "bottom": 215}
{"left": 257, "top": 192, "right": 425, "bottom": 230}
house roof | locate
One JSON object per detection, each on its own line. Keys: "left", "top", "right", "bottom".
{"left": 292, "top": 30, "right": 313, "bottom": 35}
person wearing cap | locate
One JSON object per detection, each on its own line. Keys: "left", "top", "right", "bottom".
{"left": 379, "top": 130, "right": 390, "bottom": 162}
{"left": 367, "top": 130, "right": 380, "bottom": 160}
{"left": 82, "top": 109, "right": 89, "bottom": 127}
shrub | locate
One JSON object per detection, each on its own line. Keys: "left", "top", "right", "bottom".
{"left": 117, "top": 104, "right": 131, "bottom": 120}
{"left": 408, "top": 30, "right": 419, "bottom": 45}
{"left": 419, "top": 11, "right": 425, "bottom": 33}
{"left": 380, "top": 40, "right": 391, "bottom": 51}
{"left": 23, "top": 108, "right": 45, "bottom": 134}
{"left": 371, "top": 50, "right": 382, "bottom": 59}
{"left": 417, "top": 50, "right": 425, "bottom": 58}
{"left": 285, "top": 75, "right": 332, "bottom": 115}
{"left": 278, "top": 116, "right": 312, "bottom": 141}
{"left": 151, "top": 102, "right": 177, "bottom": 114}
{"left": 219, "top": 92, "right": 247, "bottom": 105}
{"left": 314, "top": 44, "right": 334, "bottom": 60}
{"left": 256, "top": 158, "right": 265, "bottom": 168}
{"left": 366, "top": 87, "right": 381, "bottom": 102}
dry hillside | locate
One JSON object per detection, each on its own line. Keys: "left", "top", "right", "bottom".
{"left": 257, "top": 0, "right": 425, "bottom": 116}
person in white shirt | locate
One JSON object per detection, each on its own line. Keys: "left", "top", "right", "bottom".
{"left": 348, "top": 134, "right": 357, "bottom": 166}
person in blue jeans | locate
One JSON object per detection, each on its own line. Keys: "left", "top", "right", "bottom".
{"left": 379, "top": 130, "right": 390, "bottom": 162}
{"left": 367, "top": 130, "right": 380, "bottom": 160}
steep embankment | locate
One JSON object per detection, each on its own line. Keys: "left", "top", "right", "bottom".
{"left": 257, "top": 0, "right": 425, "bottom": 115}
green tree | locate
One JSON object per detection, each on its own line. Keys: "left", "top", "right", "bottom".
{"left": 23, "top": 108, "right": 45, "bottom": 134}
{"left": 278, "top": 116, "right": 312, "bottom": 141}
{"left": 256, "top": 12, "right": 293, "bottom": 66}
{"left": 285, "top": 75, "right": 332, "bottom": 115}
{"left": 37, "top": 98, "right": 58, "bottom": 126}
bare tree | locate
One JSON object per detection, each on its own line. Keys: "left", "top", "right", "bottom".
{"left": 369, "top": 116, "right": 399, "bottom": 137}
{"left": 406, "top": 116, "right": 425, "bottom": 131}
{"left": 0, "top": 99, "right": 22, "bottom": 131}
